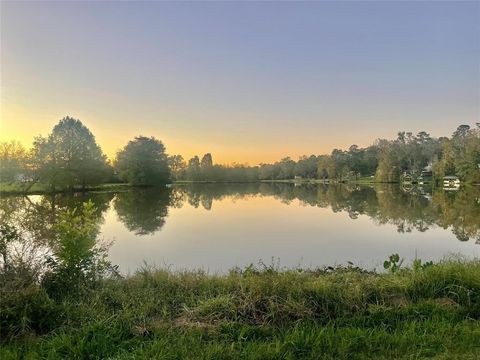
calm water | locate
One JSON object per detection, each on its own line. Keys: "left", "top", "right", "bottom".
{"left": 2, "top": 183, "right": 479, "bottom": 273}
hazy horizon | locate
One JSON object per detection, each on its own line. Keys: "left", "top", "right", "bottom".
{"left": 1, "top": 1, "right": 479, "bottom": 164}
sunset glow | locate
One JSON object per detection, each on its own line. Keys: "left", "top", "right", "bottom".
{"left": 1, "top": 1, "right": 479, "bottom": 164}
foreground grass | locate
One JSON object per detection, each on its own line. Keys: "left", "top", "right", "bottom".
{"left": 1, "top": 259, "right": 479, "bottom": 359}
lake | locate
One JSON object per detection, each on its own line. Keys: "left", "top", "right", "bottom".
{"left": 2, "top": 183, "right": 479, "bottom": 273}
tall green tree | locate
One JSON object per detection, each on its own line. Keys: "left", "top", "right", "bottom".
{"left": 168, "top": 155, "right": 187, "bottom": 180}
{"left": 115, "top": 136, "right": 170, "bottom": 185}
{"left": 186, "top": 156, "right": 201, "bottom": 181}
{"left": 375, "top": 140, "right": 400, "bottom": 182}
{"left": 294, "top": 155, "right": 318, "bottom": 179}
{"left": 317, "top": 155, "right": 330, "bottom": 180}
{"left": 200, "top": 153, "right": 213, "bottom": 168}
{"left": 433, "top": 125, "right": 480, "bottom": 183}
{"left": 32, "top": 117, "right": 111, "bottom": 190}
{"left": 200, "top": 153, "right": 214, "bottom": 180}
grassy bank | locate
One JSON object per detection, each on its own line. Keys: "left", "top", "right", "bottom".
{"left": 1, "top": 259, "right": 479, "bottom": 359}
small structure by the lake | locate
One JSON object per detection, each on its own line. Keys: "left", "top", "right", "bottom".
{"left": 443, "top": 176, "right": 460, "bottom": 190}
{"left": 402, "top": 173, "right": 414, "bottom": 184}
{"left": 401, "top": 172, "right": 422, "bottom": 184}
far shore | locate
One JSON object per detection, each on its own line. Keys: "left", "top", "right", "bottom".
{"left": 1, "top": 179, "right": 478, "bottom": 196}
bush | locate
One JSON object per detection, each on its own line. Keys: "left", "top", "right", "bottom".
{"left": 42, "top": 201, "right": 114, "bottom": 300}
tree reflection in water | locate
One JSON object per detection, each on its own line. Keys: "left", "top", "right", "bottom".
{"left": 1, "top": 184, "right": 479, "bottom": 242}
{"left": 171, "top": 183, "right": 480, "bottom": 242}
{"left": 113, "top": 189, "right": 171, "bottom": 235}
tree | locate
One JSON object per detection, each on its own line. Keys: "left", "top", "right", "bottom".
{"left": 42, "top": 201, "right": 112, "bottom": 299}
{"left": 168, "top": 155, "right": 187, "bottom": 180}
{"left": 259, "top": 163, "right": 279, "bottom": 180}
{"left": 294, "top": 155, "right": 317, "bottom": 178}
{"left": 32, "top": 117, "right": 110, "bottom": 190}
{"left": 115, "top": 136, "right": 170, "bottom": 185}
{"left": 329, "top": 149, "right": 352, "bottom": 180}
{"left": 455, "top": 126, "right": 480, "bottom": 182}
{"left": 186, "top": 156, "right": 201, "bottom": 181}
{"left": 278, "top": 157, "right": 295, "bottom": 179}
{"left": 200, "top": 153, "right": 214, "bottom": 180}
{"left": 432, "top": 125, "right": 480, "bottom": 183}
{"left": 317, "top": 155, "right": 330, "bottom": 180}
{"left": 0, "top": 140, "right": 27, "bottom": 182}
{"left": 453, "top": 125, "right": 471, "bottom": 141}
{"left": 375, "top": 140, "right": 400, "bottom": 182}
{"left": 200, "top": 153, "right": 213, "bottom": 168}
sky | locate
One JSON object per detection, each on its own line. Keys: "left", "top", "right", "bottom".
{"left": 1, "top": 1, "right": 479, "bottom": 165}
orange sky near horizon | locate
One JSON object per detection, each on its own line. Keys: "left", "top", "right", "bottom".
{"left": 1, "top": 100, "right": 476, "bottom": 165}
{"left": 0, "top": 105, "right": 378, "bottom": 165}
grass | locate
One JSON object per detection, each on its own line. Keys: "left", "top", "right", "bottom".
{"left": 1, "top": 259, "right": 479, "bottom": 359}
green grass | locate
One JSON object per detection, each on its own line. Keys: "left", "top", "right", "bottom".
{"left": 1, "top": 259, "right": 479, "bottom": 359}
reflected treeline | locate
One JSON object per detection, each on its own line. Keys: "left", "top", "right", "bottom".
{"left": 0, "top": 192, "right": 115, "bottom": 252}
{"left": 1, "top": 184, "right": 479, "bottom": 242}
{"left": 0, "top": 190, "right": 172, "bottom": 240}
{"left": 432, "top": 187, "right": 480, "bottom": 242}
{"left": 172, "top": 183, "right": 264, "bottom": 209}
{"left": 113, "top": 190, "right": 170, "bottom": 235}
{"left": 170, "top": 183, "right": 480, "bottom": 242}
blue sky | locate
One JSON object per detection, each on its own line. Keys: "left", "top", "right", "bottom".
{"left": 1, "top": 1, "right": 479, "bottom": 163}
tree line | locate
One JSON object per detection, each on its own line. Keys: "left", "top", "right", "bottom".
{"left": 1, "top": 116, "right": 479, "bottom": 189}
{"left": 0, "top": 117, "right": 172, "bottom": 190}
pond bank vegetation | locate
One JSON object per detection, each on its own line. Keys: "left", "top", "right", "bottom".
{"left": 1, "top": 200, "right": 479, "bottom": 359}
{"left": 1, "top": 257, "right": 479, "bottom": 359}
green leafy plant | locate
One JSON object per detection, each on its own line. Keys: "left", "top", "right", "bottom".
{"left": 383, "top": 253, "right": 404, "bottom": 273}
{"left": 42, "top": 201, "right": 114, "bottom": 299}
{"left": 0, "top": 223, "right": 19, "bottom": 271}
{"left": 412, "top": 258, "right": 434, "bottom": 272}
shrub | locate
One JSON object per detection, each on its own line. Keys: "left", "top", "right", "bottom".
{"left": 42, "top": 201, "right": 114, "bottom": 300}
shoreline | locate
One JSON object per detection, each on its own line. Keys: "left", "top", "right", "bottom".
{"left": 1, "top": 179, "right": 478, "bottom": 196}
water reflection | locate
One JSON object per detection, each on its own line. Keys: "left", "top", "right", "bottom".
{"left": 0, "top": 192, "right": 114, "bottom": 248}
{"left": 169, "top": 183, "right": 480, "bottom": 242}
{"left": 1, "top": 184, "right": 479, "bottom": 245}
{"left": 113, "top": 190, "right": 170, "bottom": 235}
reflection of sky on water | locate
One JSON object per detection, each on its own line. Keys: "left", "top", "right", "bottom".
{"left": 2, "top": 184, "right": 478, "bottom": 274}
{"left": 104, "top": 191, "right": 479, "bottom": 274}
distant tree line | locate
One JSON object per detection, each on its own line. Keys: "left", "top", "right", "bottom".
{"left": 1, "top": 116, "right": 479, "bottom": 189}
{"left": 168, "top": 153, "right": 258, "bottom": 182}
{"left": 170, "top": 123, "right": 480, "bottom": 184}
